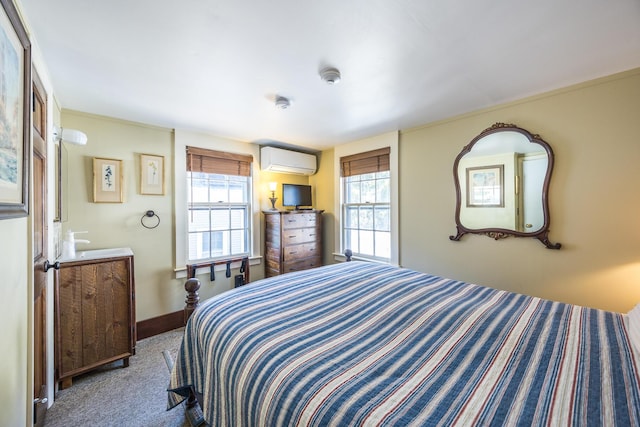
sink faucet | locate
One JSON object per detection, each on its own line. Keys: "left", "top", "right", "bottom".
{"left": 62, "top": 230, "right": 90, "bottom": 259}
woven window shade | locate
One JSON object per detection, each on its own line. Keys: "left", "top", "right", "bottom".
{"left": 186, "top": 146, "right": 253, "bottom": 176}
{"left": 340, "top": 147, "right": 390, "bottom": 177}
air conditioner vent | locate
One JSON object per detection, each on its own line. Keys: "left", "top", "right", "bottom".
{"left": 260, "top": 147, "right": 317, "bottom": 176}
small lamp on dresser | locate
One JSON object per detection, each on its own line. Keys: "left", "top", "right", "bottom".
{"left": 268, "top": 182, "right": 278, "bottom": 210}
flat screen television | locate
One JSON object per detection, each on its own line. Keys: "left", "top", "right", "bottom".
{"left": 282, "top": 184, "right": 312, "bottom": 210}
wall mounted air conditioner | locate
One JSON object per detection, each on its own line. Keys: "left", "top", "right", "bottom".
{"left": 260, "top": 146, "right": 317, "bottom": 176}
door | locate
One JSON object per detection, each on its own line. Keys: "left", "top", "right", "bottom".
{"left": 521, "top": 155, "right": 547, "bottom": 232}
{"left": 32, "top": 71, "right": 49, "bottom": 427}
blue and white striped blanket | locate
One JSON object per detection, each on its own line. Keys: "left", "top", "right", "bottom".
{"left": 167, "top": 262, "right": 640, "bottom": 426}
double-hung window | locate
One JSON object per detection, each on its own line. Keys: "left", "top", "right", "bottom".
{"left": 341, "top": 148, "right": 391, "bottom": 261}
{"left": 186, "top": 147, "right": 253, "bottom": 262}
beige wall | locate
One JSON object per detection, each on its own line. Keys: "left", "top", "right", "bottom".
{"left": 58, "top": 114, "right": 325, "bottom": 320}
{"left": 397, "top": 69, "right": 640, "bottom": 313}
{"left": 316, "top": 69, "right": 640, "bottom": 313}
{"left": 310, "top": 149, "right": 336, "bottom": 263}
{"left": 0, "top": 219, "right": 29, "bottom": 426}
{"left": 59, "top": 111, "right": 188, "bottom": 320}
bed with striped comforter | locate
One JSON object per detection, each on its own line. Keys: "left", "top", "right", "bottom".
{"left": 167, "top": 261, "right": 640, "bottom": 426}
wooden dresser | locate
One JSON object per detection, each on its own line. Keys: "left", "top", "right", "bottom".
{"left": 54, "top": 250, "right": 136, "bottom": 389}
{"left": 264, "top": 210, "right": 323, "bottom": 277}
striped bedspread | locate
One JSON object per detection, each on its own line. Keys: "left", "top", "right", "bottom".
{"left": 167, "top": 262, "right": 640, "bottom": 426}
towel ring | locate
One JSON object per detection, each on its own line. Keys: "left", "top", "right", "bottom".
{"left": 141, "top": 210, "right": 160, "bottom": 229}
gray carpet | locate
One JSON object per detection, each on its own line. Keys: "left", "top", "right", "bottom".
{"left": 45, "top": 328, "right": 191, "bottom": 427}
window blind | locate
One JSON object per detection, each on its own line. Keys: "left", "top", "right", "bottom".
{"left": 340, "top": 147, "right": 390, "bottom": 177}
{"left": 186, "top": 146, "right": 253, "bottom": 176}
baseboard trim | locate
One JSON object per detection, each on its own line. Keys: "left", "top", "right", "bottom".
{"left": 136, "top": 310, "right": 184, "bottom": 340}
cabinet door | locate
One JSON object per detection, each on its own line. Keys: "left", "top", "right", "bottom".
{"left": 56, "top": 257, "right": 133, "bottom": 379}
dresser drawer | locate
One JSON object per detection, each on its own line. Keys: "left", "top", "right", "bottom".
{"left": 283, "top": 242, "right": 319, "bottom": 261}
{"left": 283, "top": 227, "right": 319, "bottom": 245}
{"left": 283, "top": 256, "right": 322, "bottom": 273}
{"left": 264, "top": 210, "right": 323, "bottom": 278}
{"left": 282, "top": 213, "right": 317, "bottom": 229}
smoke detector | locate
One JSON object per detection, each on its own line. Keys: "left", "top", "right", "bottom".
{"left": 275, "top": 95, "right": 291, "bottom": 109}
{"left": 320, "top": 67, "right": 341, "bottom": 85}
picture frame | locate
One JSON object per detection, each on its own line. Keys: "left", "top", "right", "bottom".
{"left": 0, "top": 0, "right": 31, "bottom": 219}
{"left": 466, "top": 164, "right": 504, "bottom": 207}
{"left": 93, "top": 157, "right": 123, "bottom": 203}
{"left": 140, "top": 153, "right": 164, "bottom": 195}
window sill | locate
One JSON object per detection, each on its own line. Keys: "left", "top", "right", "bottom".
{"left": 332, "top": 253, "right": 397, "bottom": 267}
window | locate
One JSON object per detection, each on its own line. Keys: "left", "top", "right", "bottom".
{"left": 186, "top": 147, "right": 253, "bottom": 262}
{"left": 341, "top": 147, "right": 391, "bottom": 262}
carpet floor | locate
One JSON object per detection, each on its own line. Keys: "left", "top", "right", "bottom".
{"left": 44, "top": 328, "right": 191, "bottom": 427}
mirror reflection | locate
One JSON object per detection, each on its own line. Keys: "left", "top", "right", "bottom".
{"left": 54, "top": 141, "right": 68, "bottom": 223}
{"left": 450, "top": 123, "right": 561, "bottom": 249}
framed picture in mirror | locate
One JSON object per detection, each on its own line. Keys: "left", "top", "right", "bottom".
{"left": 466, "top": 165, "right": 504, "bottom": 207}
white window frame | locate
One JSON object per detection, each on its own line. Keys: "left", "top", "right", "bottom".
{"left": 187, "top": 172, "right": 252, "bottom": 262}
{"left": 342, "top": 171, "right": 391, "bottom": 262}
{"left": 174, "top": 130, "right": 262, "bottom": 277}
{"left": 333, "top": 131, "right": 399, "bottom": 266}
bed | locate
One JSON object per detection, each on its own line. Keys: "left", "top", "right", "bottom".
{"left": 167, "top": 261, "right": 640, "bottom": 426}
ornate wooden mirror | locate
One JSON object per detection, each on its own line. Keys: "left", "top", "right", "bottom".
{"left": 450, "top": 123, "right": 561, "bottom": 249}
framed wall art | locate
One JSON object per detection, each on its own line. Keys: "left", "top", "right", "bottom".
{"left": 466, "top": 164, "right": 504, "bottom": 207}
{"left": 0, "top": 0, "right": 31, "bottom": 219}
{"left": 140, "top": 153, "right": 164, "bottom": 195}
{"left": 93, "top": 157, "right": 123, "bottom": 203}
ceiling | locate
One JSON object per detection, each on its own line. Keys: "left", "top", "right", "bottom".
{"left": 18, "top": 0, "right": 640, "bottom": 151}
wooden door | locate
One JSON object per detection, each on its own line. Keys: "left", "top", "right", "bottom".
{"left": 32, "top": 71, "right": 49, "bottom": 427}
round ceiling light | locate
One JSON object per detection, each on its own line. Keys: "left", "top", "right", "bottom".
{"left": 320, "top": 67, "right": 341, "bottom": 85}
{"left": 275, "top": 95, "right": 290, "bottom": 109}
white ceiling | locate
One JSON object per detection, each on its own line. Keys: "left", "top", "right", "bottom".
{"left": 18, "top": 0, "right": 640, "bottom": 151}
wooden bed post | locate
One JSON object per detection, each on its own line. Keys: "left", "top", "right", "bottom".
{"left": 184, "top": 278, "right": 201, "bottom": 325}
{"left": 183, "top": 257, "right": 251, "bottom": 324}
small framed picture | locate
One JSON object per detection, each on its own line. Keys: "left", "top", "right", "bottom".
{"left": 93, "top": 157, "right": 123, "bottom": 203}
{"left": 140, "top": 153, "right": 164, "bottom": 195}
{"left": 466, "top": 164, "right": 504, "bottom": 207}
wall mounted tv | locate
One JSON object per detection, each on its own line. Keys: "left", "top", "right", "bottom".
{"left": 282, "top": 184, "right": 312, "bottom": 210}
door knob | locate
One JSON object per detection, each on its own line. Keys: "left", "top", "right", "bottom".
{"left": 43, "top": 260, "right": 60, "bottom": 272}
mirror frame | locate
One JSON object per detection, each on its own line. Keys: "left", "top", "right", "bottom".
{"left": 450, "top": 123, "right": 561, "bottom": 249}
{"left": 54, "top": 141, "right": 62, "bottom": 222}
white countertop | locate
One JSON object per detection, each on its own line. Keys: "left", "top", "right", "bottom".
{"left": 57, "top": 247, "right": 134, "bottom": 263}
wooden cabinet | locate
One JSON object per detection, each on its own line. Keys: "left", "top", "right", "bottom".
{"left": 54, "top": 253, "right": 135, "bottom": 389}
{"left": 265, "top": 210, "right": 323, "bottom": 277}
